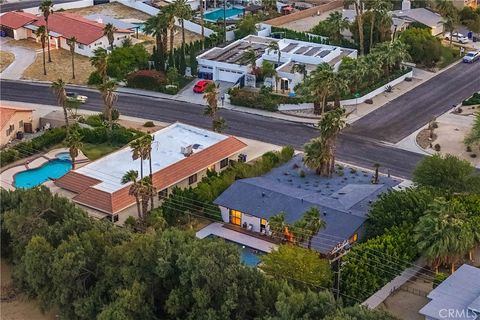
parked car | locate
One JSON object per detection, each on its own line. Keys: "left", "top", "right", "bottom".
{"left": 66, "top": 92, "right": 88, "bottom": 103}
{"left": 444, "top": 32, "right": 469, "bottom": 44}
{"left": 193, "top": 80, "right": 212, "bottom": 93}
{"left": 463, "top": 51, "right": 480, "bottom": 63}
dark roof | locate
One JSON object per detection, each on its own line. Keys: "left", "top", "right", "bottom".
{"left": 214, "top": 154, "right": 401, "bottom": 253}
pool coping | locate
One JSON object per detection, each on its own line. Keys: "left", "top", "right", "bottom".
{"left": 203, "top": 6, "right": 245, "bottom": 22}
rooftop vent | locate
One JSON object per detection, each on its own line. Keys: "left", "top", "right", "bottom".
{"left": 181, "top": 145, "right": 193, "bottom": 157}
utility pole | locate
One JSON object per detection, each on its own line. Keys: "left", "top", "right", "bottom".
{"left": 329, "top": 239, "right": 350, "bottom": 301}
{"left": 335, "top": 257, "right": 343, "bottom": 300}
{"left": 223, "top": 0, "right": 227, "bottom": 43}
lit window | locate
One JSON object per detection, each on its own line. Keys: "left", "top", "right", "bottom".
{"left": 350, "top": 233, "right": 358, "bottom": 242}
{"left": 188, "top": 174, "right": 197, "bottom": 185}
{"left": 230, "top": 209, "right": 241, "bottom": 226}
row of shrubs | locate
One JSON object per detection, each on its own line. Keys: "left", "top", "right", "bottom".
{"left": 229, "top": 87, "right": 305, "bottom": 111}
{"left": 126, "top": 70, "right": 182, "bottom": 95}
{"left": 0, "top": 128, "right": 67, "bottom": 167}
{"left": 463, "top": 92, "right": 480, "bottom": 106}
{"left": 161, "top": 146, "right": 295, "bottom": 224}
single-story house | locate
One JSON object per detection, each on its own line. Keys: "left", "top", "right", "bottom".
{"left": 0, "top": 11, "right": 133, "bottom": 56}
{"left": 0, "top": 105, "right": 35, "bottom": 146}
{"left": 214, "top": 154, "right": 401, "bottom": 255}
{"left": 419, "top": 264, "right": 480, "bottom": 320}
{"left": 55, "top": 123, "right": 247, "bottom": 219}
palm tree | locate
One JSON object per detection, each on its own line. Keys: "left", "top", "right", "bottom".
{"left": 414, "top": 198, "right": 474, "bottom": 274}
{"left": 443, "top": 16, "right": 457, "bottom": 47}
{"left": 163, "top": 5, "right": 176, "bottom": 53}
{"left": 338, "top": 56, "right": 367, "bottom": 94}
{"left": 303, "top": 138, "right": 330, "bottom": 175}
{"left": 130, "top": 137, "right": 150, "bottom": 179}
{"left": 325, "top": 11, "right": 350, "bottom": 44}
{"left": 371, "top": 39, "right": 410, "bottom": 74}
{"left": 97, "top": 80, "right": 118, "bottom": 132}
{"left": 90, "top": 47, "right": 108, "bottom": 83}
{"left": 103, "top": 23, "right": 117, "bottom": 51}
{"left": 144, "top": 12, "right": 167, "bottom": 71}
{"left": 240, "top": 49, "right": 258, "bottom": 71}
{"left": 302, "top": 207, "right": 326, "bottom": 249}
{"left": 174, "top": 0, "right": 192, "bottom": 56}
{"left": 67, "top": 37, "right": 77, "bottom": 80}
{"left": 291, "top": 63, "right": 307, "bottom": 80}
{"left": 203, "top": 83, "right": 225, "bottom": 132}
{"left": 435, "top": 0, "right": 457, "bottom": 18}
{"left": 267, "top": 41, "right": 281, "bottom": 65}
{"left": 268, "top": 212, "right": 288, "bottom": 239}
{"left": 141, "top": 135, "right": 155, "bottom": 211}
{"left": 65, "top": 130, "right": 83, "bottom": 169}
{"left": 345, "top": 0, "right": 365, "bottom": 55}
{"left": 365, "top": 0, "right": 392, "bottom": 50}
{"left": 39, "top": 0, "right": 53, "bottom": 63}
{"left": 140, "top": 176, "right": 156, "bottom": 217}
{"left": 51, "top": 79, "right": 70, "bottom": 132}
{"left": 200, "top": 0, "right": 205, "bottom": 49}
{"left": 121, "top": 170, "right": 143, "bottom": 220}
{"left": 36, "top": 26, "right": 48, "bottom": 76}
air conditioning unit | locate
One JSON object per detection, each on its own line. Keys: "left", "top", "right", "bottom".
{"left": 181, "top": 145, "right": 193, "bottom": 157}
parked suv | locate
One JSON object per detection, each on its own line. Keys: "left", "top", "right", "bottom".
{"left": 444, "top": 32, "right": 469, "bottom": 44}
{"left": 463, "top": 51, "right": 480, "bottom": 63}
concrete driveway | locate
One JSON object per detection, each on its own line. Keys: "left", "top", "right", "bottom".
{"left": 175, "top": 79, "right": 233, "bottom": 106}
{"left": 0, "top": 38, "right": 37, "bottom": 80}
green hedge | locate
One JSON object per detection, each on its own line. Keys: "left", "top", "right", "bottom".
{"left": 0, "top": 128, "right": 67, "bottom": 167}
{"left": 463, "top": 92, "right": 480, "bottom": 106}
{"left": 229, "top": 88, "right": 305, "bottom": 111}
{"left": 161, "top": 146, "right": 295, "bottom": 224}
{"left": 79, "top": 126, "right": 143, "bottom": 145}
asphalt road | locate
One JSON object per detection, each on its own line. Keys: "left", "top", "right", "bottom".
{"left": 0, "top": 0, "right": 76, "bottom": 12}
{"left": 344, "top": 61, "right": 480, "bottom": 143}
{"left": 1, "top": 79, "right": 428, "bottom": 178}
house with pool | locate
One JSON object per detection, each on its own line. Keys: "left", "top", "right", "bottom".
{"left": 55, "top": 123, "right": 247, "bottom": 220}
{"left": 196, "top": 34, "right": 357, "bottom": 92}
{"left": 212, "top": 155, "right": 401, "bottom": 255}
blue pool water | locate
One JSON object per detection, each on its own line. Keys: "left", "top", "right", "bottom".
{"left": 14, "top": 159, "right": 72, "bottom": 189}
{"left": 56, "top": 152, "right": 71, "bottom": 161}
{"left": 204, "top": 7, "right": 244, "bottom": 21}
{"left": 239, "top": 245, "right": 263, "bottom": 267}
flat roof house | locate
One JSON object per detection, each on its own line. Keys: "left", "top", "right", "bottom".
{"left": 55, "top": 123, "right": 247, "bottom": 218}
{"left": 0, "top": 11, "right": 133, "bottom": 56}
{"left": 0, "top": 105, "right": 34, "bottom": 146}
{"left": 197, "top": 34, "right": 357, "bottom": 93}
{"left": 214, "top": 155, "right": 400, "bottom": 254}
{"left": 419, "top": 264, "right": 480, "bottom": 320}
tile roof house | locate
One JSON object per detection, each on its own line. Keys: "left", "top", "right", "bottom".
{"left": 55, "top": 123, "right": 247, "bottom": 218}
{"left": 0, "top": 11, "right": 133, "bottom": 56}
{"left": 214, "top": 154, "right": 401, "bottom": 254}
{"left": 419, "top": 264, "right": 480, "bottom": 320}
{"left": 0, "top": 105, "right": 34, "bottom": 146}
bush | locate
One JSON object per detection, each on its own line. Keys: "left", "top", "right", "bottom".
{"left": 229, "top": 88, "right": 305, "bottom": 111}
{"left": 433, "top": 272, "right": 448, "bottom": 288}
{"left": 0, "top": 149, "right": 20, "bottom": 166}
{"left": 144, "top": 121, "right": 155, "bottom": 127}
{"left": 106, "top": 44, "right": 149, "bottom": 80}
{"left": 83, "top": 114, "right": 104, "bottom": 127}
{"left": 434, "top": 143, "right": 441, "bottom": 151}
{"left": 100, "top": 108, "right": 120, "bottom": 122}
{"left": 463, "top": 93, "right": 480, "bottom": 106}
{"left": 126, "top": 70, "right": 167, "bottom": 91}
{"left": 467, "top": 145, "right": 472, "bottom": 152}
{"left": 87, "top": 71, "right": 103, "bottom": 86}
{"left": 471, "top": 153, "right": 477, "bottom": 158}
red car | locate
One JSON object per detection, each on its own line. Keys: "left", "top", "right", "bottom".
{"left": 193, "top": 80, "right": 211, "bottom": 93}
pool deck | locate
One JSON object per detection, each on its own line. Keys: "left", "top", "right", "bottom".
{"left": 196, "top": 222, "right": 278, "bottom": 253}
{"left": 0, "top": 147, "right": 89, "bottom": 190}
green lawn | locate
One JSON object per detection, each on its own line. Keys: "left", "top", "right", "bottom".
{"left": 81, "top": 143, "right": 123, "bottom": 160}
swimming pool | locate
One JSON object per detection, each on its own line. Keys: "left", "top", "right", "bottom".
{"left": 14, "top": 158, "right": 72, "bottom": 189}
{"left": 204, "top": 7, "right": 244, "bottom": 22}
{"left": 206, "top": 235, "right": 263, "bottom": 266}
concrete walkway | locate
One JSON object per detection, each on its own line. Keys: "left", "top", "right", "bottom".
{"left": 0, "top": 39, "right": 36, "bottom": 80}
{"left": 196, "top": 222, "right": 278, "bottom": 253}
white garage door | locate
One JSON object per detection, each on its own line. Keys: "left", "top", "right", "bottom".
{"left": 217, "top": 68, "right": 244, "bottom": 83}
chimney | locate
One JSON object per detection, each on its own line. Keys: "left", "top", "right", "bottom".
{"left": 401, "top": 0, "right": 411, "bottom": 11}
{"left": 181, "top": 145, "right": 193, "bottom": 157}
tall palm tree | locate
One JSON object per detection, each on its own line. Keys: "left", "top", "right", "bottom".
{"left": 200, "top": 0, "right": 205, "bottom": 49}
{"left": 325, "top": 11, "right": 350, "bottom": 44}
{"left": 240, "top": 49, "right": 258, "bottom": 71}
{"left": 39, "top": 0, "right": 53, "bottom": 63}
{"left": 130, "top": 137, "right": 149, "bottom": 179}
{"left": 36, "top": 26, "right": 48, "bottom": 76}
{"left": 443, "top": 17, "right": 457, "bottom": 47}
{"left": 141, "top": 135, "right": 155, "bottom": 211}
{"left": 51, "top": 79, "right": 70, "bottom": 132}
{"left": 65, "top": 130, "right": 83, "bottom": 169}
{"left": 303, "top": 138, "right": 330, "bottom": 175}
{"left": 302, "top": 207, "right": 326, "bottom": 249}
{"left": 268, "top": 212, "right": 287, "bottom": 239}
{"left": 371, "top": 39, "right": 410, "bottom": 74}
{"left": 121, "top": 170, "right": 143, "bottom": 220}
{"left": 365, "top": 0, "right": 392, "bottom": 50}
{"left": 414, "top": 198, "right": 474, "bottom": 274}
{"left": 144, "top": 12, "right": 167, "bottom": 71}
{"left": 203, "top": 83, "right": 225, "bottom": 132}
{"left": 338, "top": 56, "right": 367, "bottom": 94}
{"left": 140, "top": 176, "right": 156, "bottom": 217}
{"left": 90, "top": 47, "right": 108, "bottom": 83}
{"left": 97, "top": 80, "right": 118, "bottom": 132}
{"left": 163, "top": 5, "right": 177, "bottom": 53}
{"left": 345, "top": 0, "right": 365, "bottom": 55}
{"left": 267, "top": 41, "right": 281, "bottom": 65}
{"left": 68, "top": 37, "right": 77, "bottom": 80}
{"left": 103, "top": 23, "right": 117, "bottom": 51}
{"left": 174, "top": 0, "right": 192, "bottom": 56}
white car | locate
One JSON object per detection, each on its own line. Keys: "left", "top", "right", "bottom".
{"left": 463, "top": 51, "right": 480, "bottom": 63}
{"left": 66, "top": 92, "right": 88, "bottom": 103}
{"left": 444, "top": 32, "right": 469, "bottom": 44}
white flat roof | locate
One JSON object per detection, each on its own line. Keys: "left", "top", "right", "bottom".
{"left": 75, "top": 123, "right": 229, "bottom": 193}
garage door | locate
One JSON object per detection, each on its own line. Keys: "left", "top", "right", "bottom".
{"left": 217, "top": 68, "right": 243, "bottom": 83}
{"left": 1, "top": 26, "right": 14, "bottom": 38}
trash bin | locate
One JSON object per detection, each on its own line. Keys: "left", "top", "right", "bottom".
{"left": 468, "top": 31, "right": 473, "bottom": 39}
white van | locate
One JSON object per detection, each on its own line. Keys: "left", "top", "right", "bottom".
{"left": 444, "top": 32, "right": 469, "bottom": 44}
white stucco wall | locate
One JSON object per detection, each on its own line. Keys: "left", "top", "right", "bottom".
{"left": 220, "top": 206, "right": 229, "bottom": 223}
{"left": 241, "top": 213, "right": 261, "bottom": 232}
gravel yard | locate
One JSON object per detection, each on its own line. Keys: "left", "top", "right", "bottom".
{"left": 66, "top": 2, "right": 151, "bottom": 20}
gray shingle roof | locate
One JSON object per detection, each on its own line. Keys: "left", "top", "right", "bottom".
{"left": 392, "top": 8, "right": 444, "bottom": 27}
{"left": 419, "top": 264, "right": 480, "bottom": 320}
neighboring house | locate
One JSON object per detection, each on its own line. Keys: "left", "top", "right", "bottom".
{"left": 0, "top": 11, "right": 133, "bottom": 56}
{"left": 197, "top": 34, "right": 357, "bottom": 93}
{"left": 419, "top": 264, "right": 480, "bottom": 320}
{"left": 55, "top": 123, "right": 247, "bottom": 219}
{"left": 213, "top": 154, "right": 401, "bottom": 255}
{"left": 85, "top": 14, "right": 141, "bottom": 36}
{"left": 0, "top": 106, "right": 34, "bottom": 146}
